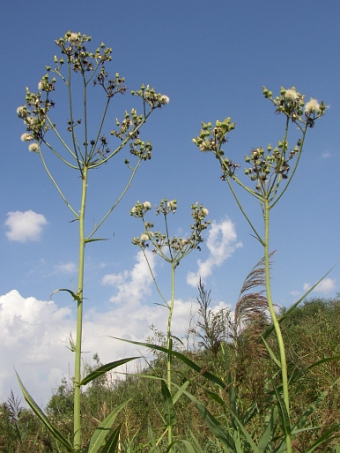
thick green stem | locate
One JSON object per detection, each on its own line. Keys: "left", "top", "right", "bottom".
{"left": 167, "top": 262, "right": 176, "bottom": 451}
{"left": 264, "top": 198, "right": 291, "bottom": 452}
{"left": 74, "top": 165, "right": 88, "bottom": 451}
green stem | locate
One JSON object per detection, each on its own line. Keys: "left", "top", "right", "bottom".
{"left": 167, "top": 262, "right": 176, "bottom": 451}
{"left": 68, "top": 62, "right": 84, "bottom": 177}
{"left": 87, "top": 159, "right": 142, "bottom": 240}
{"left": 141, "top": 248, "right": 168, "bottom": 306}
{"left": 38, "top": 149, "right": 78, "bottom": 218}
{"left": 83, "top": 74, "right": 88, "bottom": 163}
{"left": 45, "top": 116, "right": 77, "bottom": 160}
{"left": 263, "top": 198, "right": 291, "bottom": 452}
{"left": 74, "top": 164, "right": 88, "bottom": 451}
{"left": 270, "top": 125, "right": 307, "bottom": 209}
{"left": 226, "top": 176, "right": 264, "bottom": 246}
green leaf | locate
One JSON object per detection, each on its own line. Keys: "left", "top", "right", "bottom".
{"left": 50, "top": 288, "right": 81, "bottom": 303}
{"left": 261, "top": 335, "right": 281, "bottom": 368}
{"left": 241, "top": 401, "right": 258, "bottom": 425}
{"left": 174, "top": 439, "right": 200, "bottom": 453}
{"left": 161, "top": 381, "right": 177, "bottom": 428}
{"left": 80, "top": 357, "right": 140, "bottom": 386}
{"left": 230, "top": 412, "right": 262, "bottom": 453}
{"left": 304, "top": 426, "right": 340, "bottom": 453}
{"left": 100, "top": 424, "right": 122, "bottom": 453}
{"left": 110, "top": 337, "right": 226, "bottom": 389}
{"left": 172, "top": 380, "right": 190, "bottom": 405}
{"left": 257, "top": 406, "right": 276, "bottom": 451}
{"left": 273, "top": 384, "right": 291, "bottom": 437}
{"left": 85, "top": 237, "right": 107, "bottom": 243}
{"left": 83, "top": 401, "right": 128, "bottom": 453}
{"left": 16, "top": 372, "right": 74, "bottom": 453}
{"left": 172, "top": 384, "right": 234, "bottom": 451}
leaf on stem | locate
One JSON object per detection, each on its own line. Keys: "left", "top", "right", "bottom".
{"left": 16, "top": 372, "right": 74, "bottom": 453}
{"left": 161, "top": 381, "right": 177, "bottom": 428}
{"left": 83, "top": 401, "right": 128, "bottom": 453}
{"left": 110, "top": 337, "right": 226, "bottom": 389}
{"left": 50, "top": 288, "right": 81, "bottom": 303}
{"left": 80, "top": 357, "right": 140, "bottom": 386}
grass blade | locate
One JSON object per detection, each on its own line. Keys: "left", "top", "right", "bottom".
{"left": 100, "top": 424, "right": 122, "bottom": 453}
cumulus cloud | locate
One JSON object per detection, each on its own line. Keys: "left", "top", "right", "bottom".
{"left": 187, "top": 218, "right": 242, "bottom": 287}
{"left": 5, "top": 210, "right": 47, "bottom": 242}
{"left": 303, "top": 278, "right": 336, "bottom": 295}
{"left": 102, "top": 250, "right": 156, "bottom": 305}
{"left": 0, "top": 290, "right": 73, "bottom": 406}
{"left": 0, "top": 286, "right": 199, "bottom": 407}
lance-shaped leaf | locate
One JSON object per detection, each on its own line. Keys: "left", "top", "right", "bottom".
{"left": 110, "top": 337, "right": 226, "bottom": 389}
{"left": 80, "top": 357, "right": 140, "bottom": 386}
{"left": 161, "top": 381, "right": 176, "bottom": 428}
{"left": 100, "top": 424, "right": 122, "bottom": 453}
{"left": 16, "top": 372, "right": 74, "bottom": 452}
{"left": 83, "top": 402, "right": 128, "bottom": 453}
{"left": 50, "top": 288, "right": 81, "bottom": 303}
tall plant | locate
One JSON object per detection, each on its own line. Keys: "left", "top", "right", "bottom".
{"left": 192, "top": 87, "right": 326, "bottom": 451}
{"left": 17, "top": 31, "right": 168, "bottom": 452}
{"left": 129, "top": 198, "right": 210, "bottom": 450}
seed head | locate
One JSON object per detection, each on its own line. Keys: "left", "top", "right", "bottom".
{"left": 21, "top": 133, "right": 33, "bottom": 142}
{"left": 284, "top": 89, "right": 297, "bottom": 101}
{"left": 305, "top": 98, "right": 320, "bottom": 114}
{"left": 17, "top": 106, "right": 26, "bottom": 118}
{"left": 160, "top": 95, "right": 170, "bottom": 104}
{"left": 28, "top": 143, "right": 39, "bottom": 152}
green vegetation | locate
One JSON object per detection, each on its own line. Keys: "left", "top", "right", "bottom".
{"left": 1, "top": 295, "right": 340, "bottom": 452}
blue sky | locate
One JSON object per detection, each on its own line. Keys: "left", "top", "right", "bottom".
{"left": 1, "top": 1, "right": 339, "bottom": 406}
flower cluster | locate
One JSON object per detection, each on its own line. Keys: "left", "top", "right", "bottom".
{"left": 131, "top": 84, "right": 170, "bottom": 109}
{"left": 17, "top": 81, "right": 56, "bottom": 149}
{"left": 263, "top": 86, "right": 326, "bottom": 127}
{"left": 131, "top": 199, "right": 210, "bottom": 264}
{"left": 130, "top": 201, "right": 152, "bottom": 218}
{"left": 111, "top": 108, "right": 153, "bottom": 160}
{"left": 93, "top": 69, "right": 126, "bottom": 98}
{"left": 243, "top": 141, "right": 300, "bottom": 191}
{"left": 192, "top": 117, "right": 235, "bottom": 154}
{"left": 53, "top": 31, "right": 112, "bottom": 73}
{"left": 193, "top": 86, "right": 326, "bottom": 192}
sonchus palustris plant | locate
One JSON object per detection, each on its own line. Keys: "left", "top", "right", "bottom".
{"left": 192, "top": 87, "right": 326, "bottom": 452}
{"left": 17, "top": 31, "right": 169, "bottom": 452}
{"left": 130, "top": 199, "right": 210, "bottom": 451}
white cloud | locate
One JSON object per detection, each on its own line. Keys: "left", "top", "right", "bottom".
{"left": 0, "top": 286, "right": 200, "bottom": 408}
{"left": 187, "top": 218, "right": 242, "bottom": 287}
{"left": 5, "top": 210, "right": 47, "bottom": 243}
{"left": 303, "top": 278, "right": 336, "bottom": 295}
{"left": 54, "top": 261, "right": 77, "bottom": 273}
{"left": 102, "top": 250, "right": 156, "bottom": 305}
{"left": 0, "top": 290, "right": 73, "bottom": 407}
